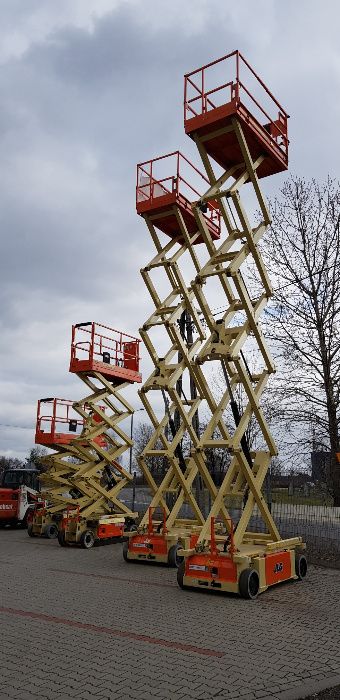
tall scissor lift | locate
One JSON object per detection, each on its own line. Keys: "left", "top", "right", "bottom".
{"left": 125, "top": 152, "right": 235, "bottom": 565}
{"left": 176, "top": 50, "right": 307, "bottom": 597}
{"left": 127, "top": 51, "right": 306, "bottom": 597}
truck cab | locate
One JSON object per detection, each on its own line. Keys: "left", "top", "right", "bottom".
{"left": 0, "top": 468, "right": 40, "bottom": 527}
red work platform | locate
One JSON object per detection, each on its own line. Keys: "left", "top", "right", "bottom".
{"left": 35, "top": 398, "right": 108, "bottom": 447}
{"left": 69, "top": 322, "right": 142, "bottom": 384}
{"left": 184, "top": 51, "right": 289, "bottom": 178}
{"left": 136, "top": 151, "right": 221, "bottom": 243}
{"left": 35, "top": 398, "right": 86, "bottom": 446}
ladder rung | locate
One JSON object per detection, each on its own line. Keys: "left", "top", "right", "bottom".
{"left": 213, "top": 252, "right": 237, "bottom": 263}
{"left": 147, "top": 259, "right": 170, "bottom": 270}
{"left": 143, "top": 319, "right": 167, "bottom": 329}
{"left": 222, "top": 326, "right": 243, "bottom": 336}
{"left": 244, "top": 532, "right": 272, "bottom": 540}
{"left": 155, "top": 306, "right": 178, "bottom": 315}
{"left": 204, "top": 439, "right": 229, "bottom": 448}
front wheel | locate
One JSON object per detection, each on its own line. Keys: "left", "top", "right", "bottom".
{"left": 239, "top": 568, "right": 259, "bottom": 600}
{"left": 44, "top": 524, "right": 58, "bottom": 539}
{"left": 57, "top": 530, "right": 69, "bottom": 547}
{"left": 80, "top": 530, "right": 95, "bottom": 549}
{"left": 168, "top": 543, "right": 184, "bottom": 568}
{"left": 295, "top": 553, "right": 307, "bottom": 580}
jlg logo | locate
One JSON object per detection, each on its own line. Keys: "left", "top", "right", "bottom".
{"left": 274, "top": 562, "right": 283, "bottom": 574}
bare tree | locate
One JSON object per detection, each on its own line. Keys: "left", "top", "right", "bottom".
{"left": 199, "top": 420, "right": 231, "bottom": 485}
{"left": 133, "top": 421, "right": 167, "bottom": 482}
{"left": 0, "top": 455, "right": 24, "bottom": 481}
{"left": 25, "top": 446, "right": 48, "bottom": 472}
{"left": 259, "top": 176, "right": 340, "bottom": 503}
{"left": 133, "top": 415, "right": 231, "bottom": 486}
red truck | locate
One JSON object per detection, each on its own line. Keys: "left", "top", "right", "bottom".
{"left": 0, "top": 467, "right": 40, "bottom": 527}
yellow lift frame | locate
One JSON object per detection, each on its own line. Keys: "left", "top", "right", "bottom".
{"left": 126, "top": 50, "right": 306, "bottom": 598}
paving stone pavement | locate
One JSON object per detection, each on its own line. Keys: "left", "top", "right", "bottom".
{"left": 0, "top": 530, "right": 340, "bottom": 700}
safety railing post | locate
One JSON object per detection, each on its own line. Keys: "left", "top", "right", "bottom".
{"left": 51, "top": 399, "right": 56, "bottom": 440}
{"left": 235, "top": 51, "right": 240, "bottom": 102}
{"left": 90, "top": 323, "right": 95, "bottom": 362}
{"left": 202, "top": 67, "right": 204, "bottom": 114}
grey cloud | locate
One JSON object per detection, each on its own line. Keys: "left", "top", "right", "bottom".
{"left": 1, "top": 0, "right": 340, "bottom": 457}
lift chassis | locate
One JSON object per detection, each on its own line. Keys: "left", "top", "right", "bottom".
{"left": 57, "top": 505, "right": 129, "bottom": 548}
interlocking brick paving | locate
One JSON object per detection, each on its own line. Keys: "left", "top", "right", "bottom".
{"left": 305, "top": 690, "right": 340, "bottom": 699}
{"left": 1, "top": 529, "right": 340, "bottom": 700}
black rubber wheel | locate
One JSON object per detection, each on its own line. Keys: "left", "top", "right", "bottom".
{"left": 27, "top": 524, "right": 35, "bottom": 537}
{"left": 295, "top": 553, "right": 307, "bottom": 580}
{"left": 168, "top": 543, "right": 184, "bottom": 568}
{"left": 44, "top": 524, "right": 58, "bottom": 539}
{"left": 122, "top": 541, "right": 131, "bottom": 562}
{"left": 239, "top": 568, "right": 260, "bottom": 599}
{"left": 57, "top": 530, "right": 69, "bottom": 547}
{"left": 177, "top": 561, "right": 186, "bottom": 589}
{"left": 80, "top": 530, "right": 95, "bottom": 549}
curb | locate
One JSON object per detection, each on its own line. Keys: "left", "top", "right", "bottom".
{"left": 272, "top": 673, "right": 340, "bottom": 700}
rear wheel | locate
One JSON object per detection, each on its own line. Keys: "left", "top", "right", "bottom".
{"left": 168, "top": 543, "right": 184, "bottom": 568}
{"left": 44, "top": 523, "right": 58, "bottom": 539}
{"left": 177, "top": 561, "right": 186, "bottom": 589}
{"left": 295, "top": 553, "right": 307, "bottom": 580}
{"left": 27, "top": 524, "right": 35, "bottom": 537}
{"left": 239, "top": 568, "right": 260, "bottom": 600}
{"left": 57, "top": 530, "right": 69, "bottom": 547}
{"left": 80, "top": 530, "right": 95, "bottom": 549}
{"left": 122, "top": 541, "right": 131, "bottom": 562}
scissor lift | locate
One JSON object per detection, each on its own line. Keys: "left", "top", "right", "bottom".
{"left": 56, "top": 322, "right": 142, "bottom": 547}
{"left": 30, "top": 323, "right": 142, "bottom": 548}
{"left": 29, "top": 397, "right": 108, "bottom": 538}
{"left": 127, "top": 51, "right": 306, "bottom": 597}
{"left": 176, "top": 50, "right": 306, "bottom": 597}
{"left": 125, "top": 152, "right": 231, "bottom": 565}
{"left": 29, "top": 398, "right": 91, "bottom": 538}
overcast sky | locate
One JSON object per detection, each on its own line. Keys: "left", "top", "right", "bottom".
{"left": 1, "top": 0, "right": 339, "bottom": 459}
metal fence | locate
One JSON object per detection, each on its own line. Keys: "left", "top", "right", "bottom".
{"left": 121, "top": 486, "right": 340, "bottom": 567}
